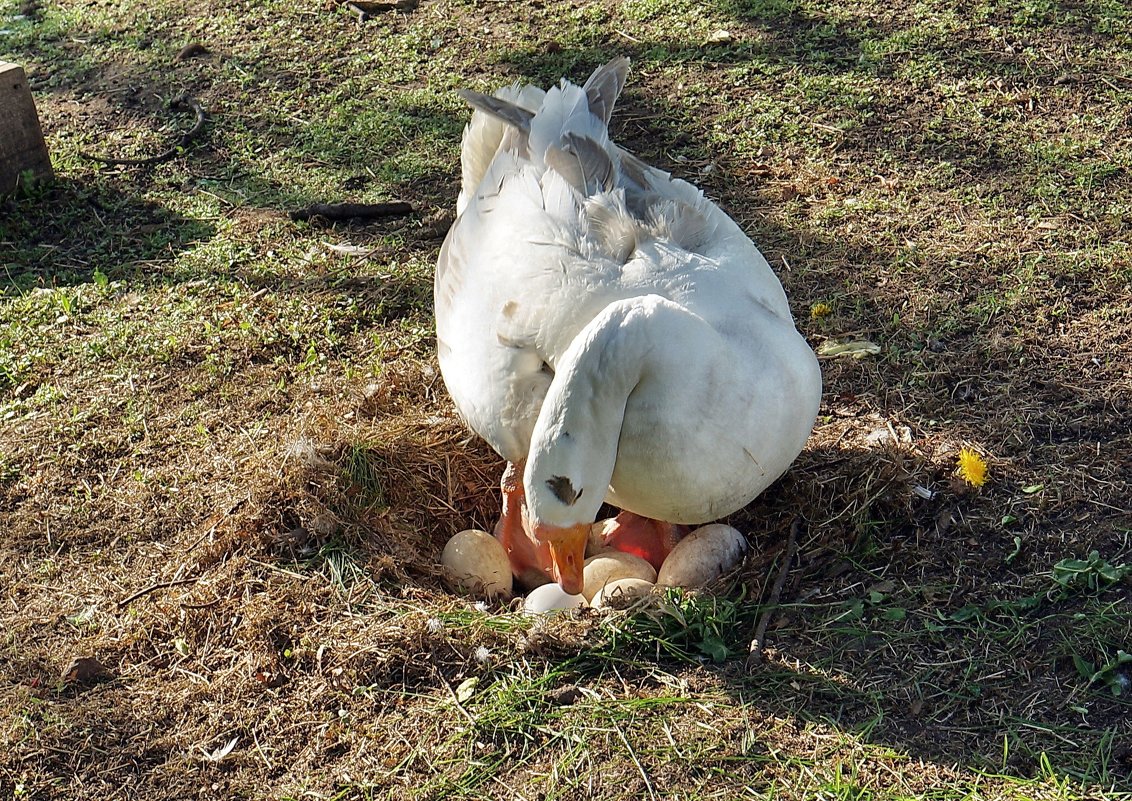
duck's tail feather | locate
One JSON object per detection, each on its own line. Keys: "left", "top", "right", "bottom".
{"left": 527, "top": 82, "right": 602, "bottom": 164}
{"left": 545, "top": 133, "right": 617, "bottom": 196}
{"left": 584, "top": 191, "right": 638, "bottom": 263}
{"left": 582, "top": 56, "right": 630, "bottom": 125}
{"left": 646, "top": 198, "right": 715, "bottom": 255}
{"left": 457, "top": 84, "right": 545, "bottom": 214}
{"left": 458, "top": 89, "right": 536, "bottom": 132}
{"left": 457, "top": 57, "right": 633, "bottom": 210}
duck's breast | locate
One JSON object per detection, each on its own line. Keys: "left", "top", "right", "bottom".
{"left": 606, "top": 306, "right": 821, "bottom": 523}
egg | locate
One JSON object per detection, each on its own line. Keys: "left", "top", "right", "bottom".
{"left": 441, "top": 529, "right": 513, "bottom": 599}
{"left": 586, "top": 517, "right": 617, "bottom": 556}
{"left": 591, "top": 577, "right": 655, "bottom": 609}
{"left": 656, "top": 524, "right": 747, "bottom": 588}
{"left": 523, "top": 582, "right": 588, "bottom": 614}
{"left": 582, "top": 551, "right": 657, "bottom": 602}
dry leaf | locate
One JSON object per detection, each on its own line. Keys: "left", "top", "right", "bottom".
{"left": 323, "top": 242, "right": 372, "bottom": 256}
{"left": 455, "top": 676, "right": 478, "bottom": 703}
{"left": 253, "top": 665, "right": 288, "bottom": 688}
{"left": 817, "top": 339, "right": 881, "bottom": 359}
{"left": 176, "top": 42, "right": 208, "bottom": 61}
{"left": 780, "top": 184, "right": 801, "bottom": 202}
{"left": 60, "top": 656, "right": 109, "bottom": 685}
{"left": 547, "top": 685, "right": 583, "bottom": 706}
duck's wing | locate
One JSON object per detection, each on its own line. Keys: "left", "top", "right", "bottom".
{"left": 435, "top": 209, "right": 555, "bottom": 463}
{"left": 439, "top": 60, "right": 641, "bottom": 460}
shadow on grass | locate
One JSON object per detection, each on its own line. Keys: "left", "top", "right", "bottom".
{"left": 519, "top": 438, "right": 1132, "bottom": 789}
{"left": 6, "top": 0, "right": 466, "bottom": 292}
{"left": 0, "top": 177, "right": 217, "bottom": 291}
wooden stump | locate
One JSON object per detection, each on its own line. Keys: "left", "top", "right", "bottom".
{"left": 1, "top": 61, "right": 53, "bottom": 195}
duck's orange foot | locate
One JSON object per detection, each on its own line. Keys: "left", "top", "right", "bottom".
{"left": 493, "top": 460, "right": 553, "bottom": 589}
{"left": 595, "top": 511, "right": 688, "bottom": 571}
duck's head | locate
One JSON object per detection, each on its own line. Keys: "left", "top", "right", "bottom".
{"left": 522, "top": 305, "right": 633, "bottom": 595}
{"left": 524, "top": 445, "right": 605, "bottom": 596}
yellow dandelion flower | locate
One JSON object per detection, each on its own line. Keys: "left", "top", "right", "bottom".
{"left": 811, "top": 302, "right": 833, "bottom": 319}
{"left": 957, "top": 447, "right": 988, "bottom": 488}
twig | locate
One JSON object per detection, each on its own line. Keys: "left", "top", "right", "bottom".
{"left": 80, "top": 94, "right": 207, "bottom": 166}
{"left": 117, "top": 576, "right": 200, "bottom": 608}
{"left": 180, "top": 597, "right": 222, "bottom": 610}
{"left": 430, "top": 660, "right": 477, "bottom": 725}
{"left": 747, "top": 518, "right": 801, "bottom": 667}
{"left": 247, "top": 558, "right": 311, "bottom": 581}
{"left": 183, "top": 514, "right": 222, "bottom": 554}
{"left": 345, "top": 0, "right": 417, "bottom": 16}
{"left": 346, "top": 2, "right": 371, "bottom": 21}
{"left": 289, "top": 201, "right": 414, "bottom": 222}
{"left": 250, "top": 725, "right": 275, "bottom": 771}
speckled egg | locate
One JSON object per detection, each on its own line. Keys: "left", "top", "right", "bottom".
{"left": 657, "top": 524, "right": 747, "bottom": 588}
{"left": 591, "top": 577, "right": 655, "bottom": 609}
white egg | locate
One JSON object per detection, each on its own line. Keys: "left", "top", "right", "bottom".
{"left": 441, "top": 529, "right": 513, "bottom": 599}
{"left": 657, "top": 524, "right": 747, "bottom": 588}
{"left": 591, "top": 577, "right": 655, "bottom": 609}
{"left": 582, "top": 551, "right": 657, "bottom": 602}
{"left": 523, "top": 582, "right": 588, "bottom": 614}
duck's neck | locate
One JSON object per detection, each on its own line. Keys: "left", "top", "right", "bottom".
{"left": 525, "top": 294, "right": 720, "bottom": 526}
{"left": 523, "top": 297, "right": 661, "bottom": 527}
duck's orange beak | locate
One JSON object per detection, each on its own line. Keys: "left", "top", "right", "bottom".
{"left": 535, "top": 522, "right": 589, "bottom": 596}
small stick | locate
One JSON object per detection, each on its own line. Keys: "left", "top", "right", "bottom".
{"left": 81, "top": 94, "right": 207, "bottom": 166}
{"left": 117, "top": 577, "right": 200, "bottom": 608}
{"left": 347, "top": 0, "right": 417, "bottom": 13}
{"left": 183, "top": 513, "right": 222, "bottom": 554}
{"left": 289, "top": 201, "right": 414, "bottom": 222}
{"left": 430, "top": 661, "right": 477, "bottom": 725}
{"left": 747, "top": 518, "right": 801, "bottom": 667}
{"left": 180, "top": 597, "right": 222, "bottom": 610}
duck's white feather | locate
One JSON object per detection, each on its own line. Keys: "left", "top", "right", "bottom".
{"left": 436, "top": 58, "right": 822, "bottom": 527}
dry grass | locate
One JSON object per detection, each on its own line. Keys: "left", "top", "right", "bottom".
{"left": 2, "top": 0, "right": 1131, "bottom": 798}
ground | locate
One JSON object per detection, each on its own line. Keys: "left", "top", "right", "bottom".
{"left": 1, "top": 0, "right": 1130, "bottom": 798}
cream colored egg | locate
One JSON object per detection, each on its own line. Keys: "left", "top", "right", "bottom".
{"left": 586, "top": 518, "right": 617, "bottom": 557}
{"left": 523, "top": 583, "right": 588, "bottom": 614}
{"left": 657, "top": 524, "right": 747, "bottom": 588}
{"left": 582, "top": 551, "right": 657, "bottom": 602}
{"left": 592, "top": 577, "right": 655, "bottom": 609}
{"left": 441, "top": 529, "right": 513, "bottom": 599}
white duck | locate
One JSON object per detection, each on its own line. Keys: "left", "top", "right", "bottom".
{"left": 435, "top": 57, "right": 821, "bottom": 595}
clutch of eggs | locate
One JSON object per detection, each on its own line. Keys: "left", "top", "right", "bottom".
{"left": 442, "top": 523, "right": 747, "bottom": 612}
{"left": 584, "top": 523, "right": 748, "bottom": 610}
